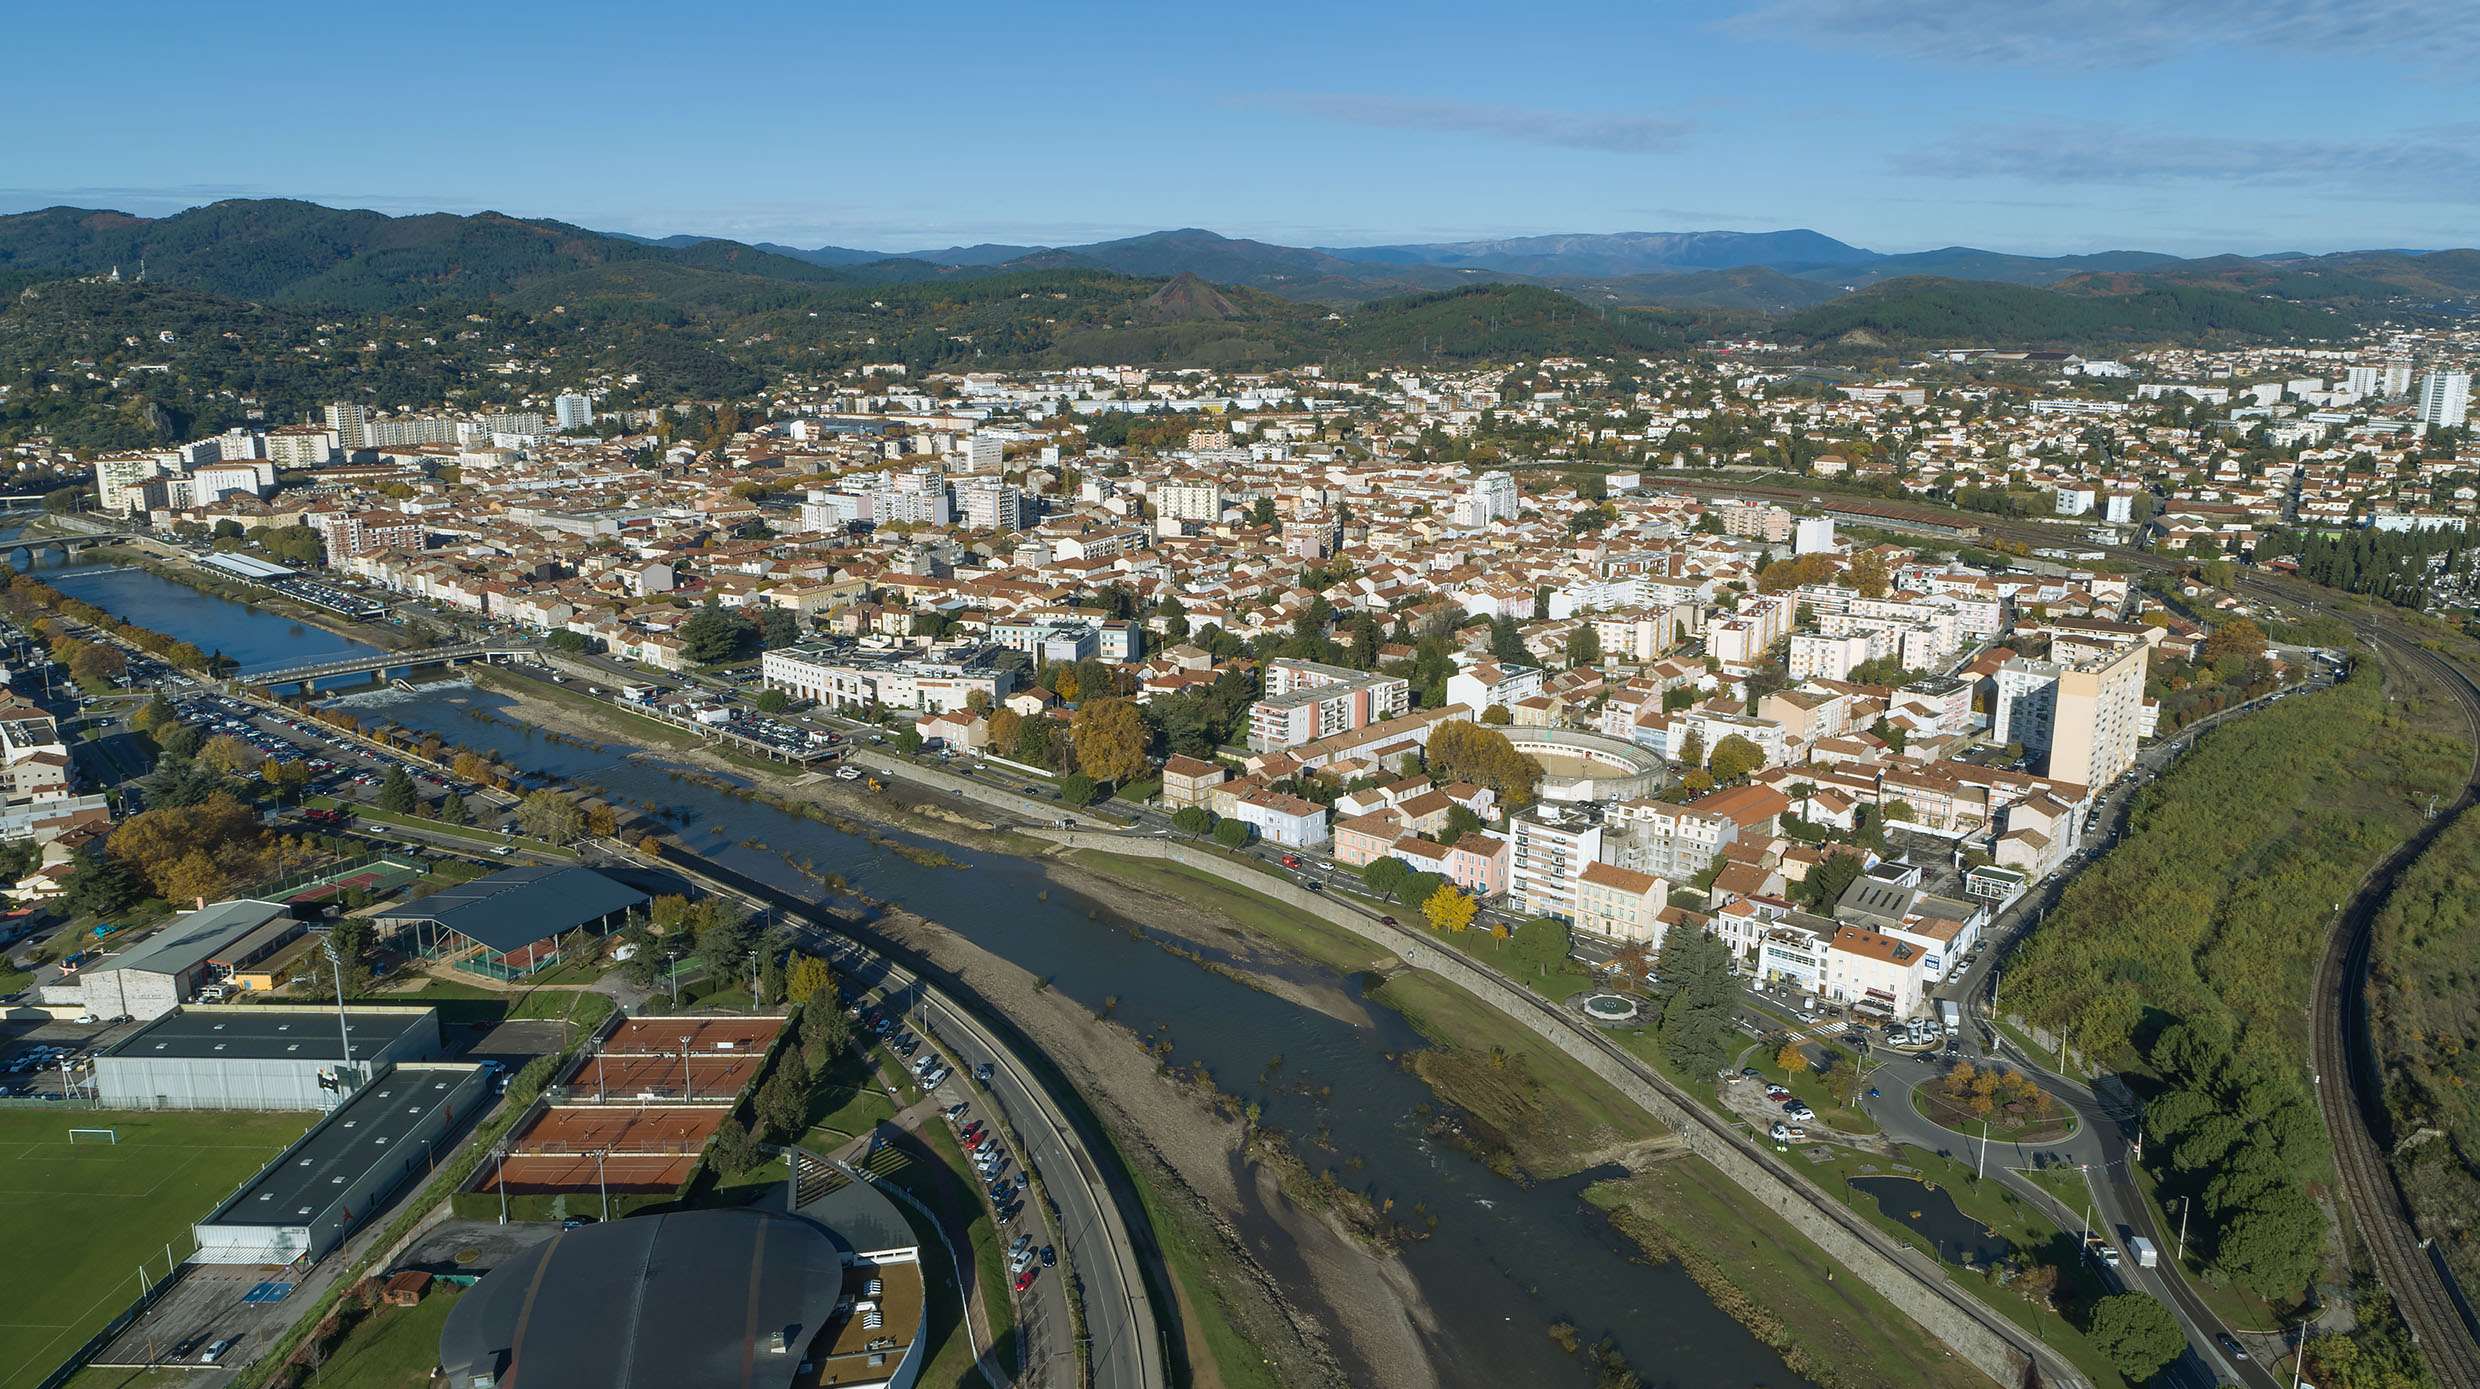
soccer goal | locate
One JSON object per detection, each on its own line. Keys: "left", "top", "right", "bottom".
{"left": 67, "top": 1127, "right": 118, "bottom": 1145}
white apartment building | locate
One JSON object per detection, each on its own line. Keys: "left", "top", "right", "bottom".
{"left": 1788, "top": 631, "right": 1886, "bottom": 683}
{"left": 1457, "top": 470, "right": 1519, "bottom": 528}
{"left": 1825, "top": 924, "right": 1930, "bottom": 1019}
{"left": 1155, "top": 481, "right": 1223, "bottom": 524}
{"left": 959, "top": 481, "right": 1033, "bottom": 533}
{"left": 1993, "top": 658, "right": 2060, "bottom": 752}
{"left": 554, "top": 393, "right": 595, "bottom": 430}
{"left": 323, "top": 402, "right": 370, "bottom": 452}
{"left": 1605, "top": 799, "right": 1738, "bottom": 881}
{"left": 1248, "top": 659, "right": 1411, "bottom": 751}
{"left": 761, "top": 645, "right": 1013, "bottom": 714}
{"left": 1444, "top": 657, "right": 1543, "bottom": 713}
{"left": 2420, "top": 371, "right": 2471, "bottom": 429}
{"left": 1509, "top": 808, "right": 1604, "bottom": 921}
{"left": 264, "top": 426, "right": 341, "bottom": 468}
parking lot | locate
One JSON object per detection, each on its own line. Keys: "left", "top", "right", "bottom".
{"left": 85, "top": 1260, "right": 297, "bottom": 1380}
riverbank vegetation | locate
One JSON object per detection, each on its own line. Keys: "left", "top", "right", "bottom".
{"left": 2369, "top": 805, "right": 2480, "bottom": 1292}
{"left": 2002, "top": 663, "right": 2468, "bottom": 1303}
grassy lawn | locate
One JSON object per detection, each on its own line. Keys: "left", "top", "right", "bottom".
{"left": 1585, "top": 1160, "right": 1994, "bottom": 1389}
{"left": 1774, "top": 1141, "right": 2135, "bottom": 1389}
{"left": 1428, "top": 921, "right": 1599, "bottom": 998}
{"left": 0, "top": 1110, "right": 319, "bottom": 1389}
{"left": 1754, "top": 1040, "right": 1880, "bottom": 1136}
{"left": 505, "top": 987, "right": 614, "bottom": 1029}
{"left": 804, "top": 1046, "right": 901, "bottom": 1143}
{"left": 304, "top": 1286, "right": 464, "bottom": 1389}
{"left": 1067, "top": 851, "right": 1393, "bottom": 976}
{"left": 1370, "top": 969, "right": 1641, "bottom": 1180}
{"left": 1118, "top": 1145, "right": 1286, "bottom": 1389}
{"left": 55, "top": 1369, "right": 198, "bottom": 1389}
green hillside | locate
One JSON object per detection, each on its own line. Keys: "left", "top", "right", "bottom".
{"left": 1780, "top": 275, "right": 2349, "bottom": 345}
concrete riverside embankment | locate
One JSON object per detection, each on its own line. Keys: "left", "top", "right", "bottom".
{"left": 1035, "top": 829, "right": 2076, "bottom": 1389}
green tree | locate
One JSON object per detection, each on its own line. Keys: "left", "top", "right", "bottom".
{"left": 1706, "top": 734, "right": 1765, "bottom": 784}
{"left": 62, "top": 852, "right": 143, "bottom": 919}
{"left": 1362, "top": 856, "right": 1412, "bottom": 900}
{"left": 2085, "top": 1294, "right": 2184, "bottom": 1383}
{"left": 1057, "top": 772, "right": 1098, "bottom": 806}
{"left": 1171, "top": 806, "right": 1215, "bottom": 836}
{"left": 1489, "top": 614, "right": 1528, "bottom": 664}
{"left": 1211, "top": 818, "right": 1252, "bottom": 849}
{"left": 1652, "top": 927, "right": 1739, "bottom": 1080}
{"left": 680, "top": 601, "right": 753, "bottom": 665}
{"left": 376, "top": 764, "right": 418, "bottom": 813}
{"left": 1563, "top": 622, "right": 1601, "bottom": 668}
{"left": 759, "top": 607, "right": 802, "bottom": 650}
{"left": 436, "top": 790, "right": 471, "bottom": 825}
{"left": 516, "top": 789, "right": 583, "bottom": 843}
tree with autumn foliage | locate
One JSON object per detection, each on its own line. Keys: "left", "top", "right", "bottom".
{"left": 1071, "top": 697, "right": 1151, "bottom": 786}
{"left": 1421, "top": 883, "right": 1478, "bottom": 934}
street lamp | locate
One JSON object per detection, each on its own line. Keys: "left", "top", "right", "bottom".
{"left": 664, "top": 950, "right": 680, "bottom": 1010}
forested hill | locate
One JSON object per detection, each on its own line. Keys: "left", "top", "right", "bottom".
{"left": 0, "top": 200, "right": 866, "bottom": 309}
{"left": 0, "top": 270, "right": 1726, "bottom": 452}
{"left": 1778, "top": 275, "right": 2350, "bottom": 346}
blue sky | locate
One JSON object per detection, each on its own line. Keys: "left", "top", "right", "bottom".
{"left": 6, "top": 0, "right": 2474, "bottom": 256}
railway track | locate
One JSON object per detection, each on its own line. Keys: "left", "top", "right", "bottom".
{"left": 2283, "top": 604, "right": 2480, "bottom": 1389}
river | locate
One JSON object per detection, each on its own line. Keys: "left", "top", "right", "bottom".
{"left": 61, "top": 567, "right": 1815, "bottom": 1389}
{"left": 25, "top": 556, "right": 385, "bottom": 677}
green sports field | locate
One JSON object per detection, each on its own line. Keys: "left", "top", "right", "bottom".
{"left": 0, "top": 1109, "right": 316, "bottom": 1388}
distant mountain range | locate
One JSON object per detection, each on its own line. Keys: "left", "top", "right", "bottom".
{"left": 3, "top": 199, "right": 2477, "bottom": 353}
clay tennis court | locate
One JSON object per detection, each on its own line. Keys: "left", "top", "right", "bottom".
{"left": 476, "top": 1151, "right": 698, "bottom": 1194}
{"left": 510, "top": 1105, "right": 724, "bottom": 1155}
{"left": 565, "top": 1050, "right": 764, "bottom": 1099}
{"left": 603, "top": 1017, "right": 784, "bottom": 1055}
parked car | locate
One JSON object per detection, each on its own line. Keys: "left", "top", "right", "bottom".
{"left": 1013, "top": 1267, "right": 1038, "bottom": 1293}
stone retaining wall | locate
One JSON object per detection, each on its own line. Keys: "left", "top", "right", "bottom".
{"left": 1041, "top": 830, "right": 2075, "bottom": 1389}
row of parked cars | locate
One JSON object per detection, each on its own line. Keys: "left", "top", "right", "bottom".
{"left": 881, "top": 1007, "right": 1051, "bottom": 1297}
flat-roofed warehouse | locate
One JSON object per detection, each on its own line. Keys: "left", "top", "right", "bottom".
{"left": 193, "top": 1062, "right": 486, "bottom": 1264}
{"left": 79, "top": 899, "right": 295, "bottom": 1022}
{"left": 95, "top": 1004, "right": 441, "bottom": 1110}
{"left": 372, "top": 865, "right": 648, "bottom": 981}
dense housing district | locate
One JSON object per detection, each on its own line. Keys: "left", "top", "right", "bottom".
{"left": 0, "top": 311, "right": 2472, "bottom": 1389}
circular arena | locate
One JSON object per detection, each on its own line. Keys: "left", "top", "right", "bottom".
{"left": 1502, "top": 727, "right": 1667, "bottom": 803}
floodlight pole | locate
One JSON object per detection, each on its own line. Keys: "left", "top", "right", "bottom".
{"left": 597, "top": 1149, "right": 609, "bottom": 1222}
{"left": 322, "top": 934, "right": 354, "bottom": 1088}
